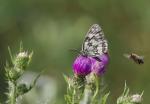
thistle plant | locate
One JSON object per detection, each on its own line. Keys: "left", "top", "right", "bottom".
{"left": 4, "top": 43, "right": 40, "bottom": 104}
{"left": 0, "top": 36, "right": 144, "bottom": 104}
{"left": 64, "top": 54, "right": 144, "bottom": 104}
{"left": 64, "top": 49, "right": 143, "bottom": 104}
{"left": 64, "top": 54, "right": 110, "bottom": 104}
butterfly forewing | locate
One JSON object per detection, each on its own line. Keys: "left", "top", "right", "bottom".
{"left": 82, "top": 24, "right": 108, "bottom": 57}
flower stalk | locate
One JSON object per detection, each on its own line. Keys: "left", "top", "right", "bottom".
{"left": 80, "top": 85, "right": 92, "bottom": 104}
{"left": 91, "top": 75, "right": 99, "bottom": 103}
{"left": 9, "top": 81, "right": 16, "bottom": 104}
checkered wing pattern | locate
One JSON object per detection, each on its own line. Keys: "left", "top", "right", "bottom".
{"left": 82, "top": 24, "right": 108, "bottom": 57}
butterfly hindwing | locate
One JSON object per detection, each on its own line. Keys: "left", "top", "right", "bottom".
{"left": 82, "top": 24, "right": 108, "bottom": 57}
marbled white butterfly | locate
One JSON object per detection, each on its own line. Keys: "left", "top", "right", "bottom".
{"left": 81, "top": 24, "right": 108, "bottom": 57}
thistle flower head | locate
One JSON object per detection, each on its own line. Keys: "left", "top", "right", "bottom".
{"left": 99, "top": 53, "right": 109, "bottom": 65}
{"left": 73, "top": 54, "right": 109, "bottom": 76}
{"left": 91, "top": 54, "right": 109, "bottom": 75}
{"left": 73, "top": 55, "right": 92, "bottom": 76}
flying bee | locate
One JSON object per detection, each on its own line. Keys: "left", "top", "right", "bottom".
{"left": 124, "top": 53, "right": 144, "bottom": 64}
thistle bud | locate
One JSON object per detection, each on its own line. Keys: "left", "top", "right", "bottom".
{"left": 73, "top": 55, "right": 92, "bottom": 76}
{"left": 8, "top": 68, "right": 20, "bottom": 80}
{"left": 131, "top": 94, "right": 143, "bottom": 104}
{"left": 14, "top": 51, "right": 33, "bottom": 72}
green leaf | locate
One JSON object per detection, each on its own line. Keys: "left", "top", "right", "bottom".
{"left": 25, "top": 70, "right": 43, "bottom": 93}
{"left": 122, "top": 82, "right": 129, "bottom": 97}
{"left": 8, "top": 46, "right": 14, "bottom": 64}
{"left": 27, "top": 51, "right": 33, "bottom": 66}
{"left": 101, "top": 92, "right": 110, "bottom": 104}
{"left": 19, "top": 41, "right": 23, "bottom": 52}
{"left": 29, "top": 70, "right": 43, "bottom": 89}
{"left": 63, "top": 74, "right": 69, "bottom": 84}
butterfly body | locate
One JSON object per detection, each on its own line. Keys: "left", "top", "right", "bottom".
{"left": 81, "top": 24, "right": 108, "bottom": 59}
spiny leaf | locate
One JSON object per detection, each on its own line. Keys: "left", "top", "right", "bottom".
{"left": 8, "top": 47, "right": 14, "bottom": 64}
{"left": 27, "top": 51, "right": 33, "bottom": 65}
{"left": 63, "top": 74, "right": 69, "bottom": 84}
{"left": 101, "top": 92, "right": 110, "bottom": 104}
{"left": 19, "top": 41, "right": 23, "bottom": 52}
{"left": 122, "top": 81, "right": 129, "bottom": 97}
{"left": 28, "top": 70, "right": 43, "bottom": 91}
{"left": 141, "top": 91, "right": 144, "bottom": 97}
{"left": 5, "top": 61, "right": 10, "bottom": 79}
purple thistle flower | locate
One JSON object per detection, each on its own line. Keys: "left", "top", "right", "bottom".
{"left": 99, "top": 54, "right": 109, "bottom": 65}
{"left": 73, "top": 54, "right": 109, "bottom": 76}
{"left": 91, "top": 54, "right": 109, "bottom": 75}
{"left": 73, "top": 55, "right": 92, "bottom": 76}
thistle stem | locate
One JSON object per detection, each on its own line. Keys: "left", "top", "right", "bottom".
{"left": 9, "top": 81, "right": 17, "bottom": 104}
{"left": 80, "top": 85, "right": 92, "bottom": 104}
{"left": 91, "top": 76, "right": 99, "bottom": 102}
{"left": 72, "top": 88, "right": 76, "bottom": 104}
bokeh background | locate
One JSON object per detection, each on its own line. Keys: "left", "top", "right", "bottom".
{"left": 0, "top": 0, "right": 150, "bottom": 104}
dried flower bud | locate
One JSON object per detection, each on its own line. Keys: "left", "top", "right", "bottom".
{"left": 73, "top": 55, "right": 92, "bottom": 76}
{"left": 131, "top": 94, "right": 142, "bottom": 104}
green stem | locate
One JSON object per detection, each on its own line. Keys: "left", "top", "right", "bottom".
{"left": 91, "top": 76, "right": 99, "bottom": 103}
{"left": 9, "top": 81, "right": 17, "bottom": 104}
{"left": 80, "top": 85, "right": 92, "bottom": 104}
{"left": 72, "top": 88, "right": 76, "bottom": 104}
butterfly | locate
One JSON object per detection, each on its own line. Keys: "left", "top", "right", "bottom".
{"left": 80, "top": 24, "right": 108, "bottom": 58}
{"left": 124, "top": 53, "right": 144, "bottom": 64}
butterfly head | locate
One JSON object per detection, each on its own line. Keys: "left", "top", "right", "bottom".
{"left": 80, "top": 50, "right": 89, "bottom": 57}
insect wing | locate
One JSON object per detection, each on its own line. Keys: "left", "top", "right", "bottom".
{"left": 123, "top": 53, "right": 131, "bottom": 59}
{"left": 82, "top": 24, "right": 108, "bottom": 57}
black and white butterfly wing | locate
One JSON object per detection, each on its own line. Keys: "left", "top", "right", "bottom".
{"left": 82, "top": 24, "right": 108, "bottom": 57}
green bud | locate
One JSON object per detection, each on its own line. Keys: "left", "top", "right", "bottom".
{"left": 117, "top": 83, "right": 143, "bottom": 104}
{"left": 14, "top": 51, "right": 33, "bottom": 71}
{"left": 117, "top": 83, "right": 131, "bottom": 104}
{"left": 117, "top": 96, "right": 131, "bottom": 104}
{"left": 131, "top": 94, "right": 143, "bottom": 104}
{"left": 8, "top": 69, "right": 20, "bottom": 81}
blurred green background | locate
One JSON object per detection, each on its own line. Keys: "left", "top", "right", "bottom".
{"left": 0, "top": 0, "right": 150, "bottom": 104}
